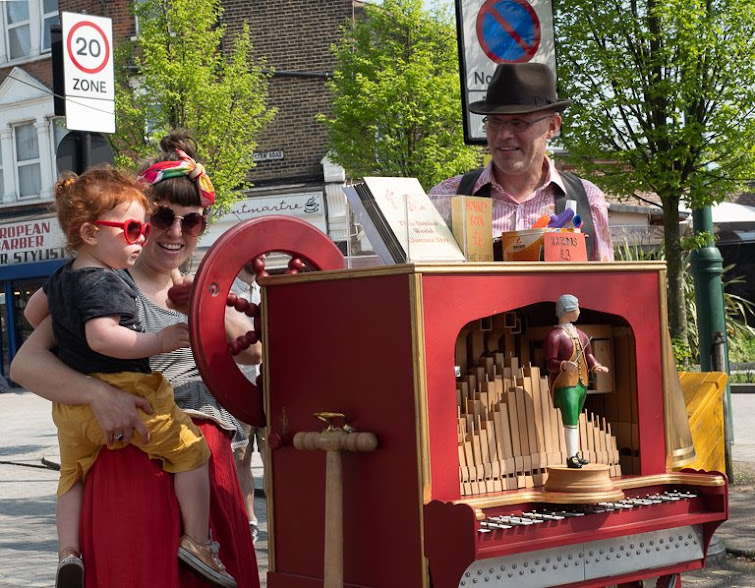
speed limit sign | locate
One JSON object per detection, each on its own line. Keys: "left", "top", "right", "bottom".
{"left": 61, "top": 12, "right": 115, "bottom": 133}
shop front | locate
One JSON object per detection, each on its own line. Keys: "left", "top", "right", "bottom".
{"left": 0, "top": 216, "right": 66, "bottom": 378}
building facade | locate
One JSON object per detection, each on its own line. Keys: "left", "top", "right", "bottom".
{"left": 0, "top": 0, "right": 63, "bottom": 377}
{"left": 0, "top": 0, "right": 355, "bottom": 377}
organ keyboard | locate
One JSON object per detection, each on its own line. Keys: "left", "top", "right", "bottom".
{"left": 257, "top": 262, "right": 727, "bottom": 588}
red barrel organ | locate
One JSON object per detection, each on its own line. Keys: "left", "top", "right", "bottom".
{"left": 191, "top": 219, "right": 727, "bottom": 588}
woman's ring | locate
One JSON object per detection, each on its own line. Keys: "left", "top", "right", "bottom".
{"left": 115, "top": 432, "right": 124, "bottom": 442}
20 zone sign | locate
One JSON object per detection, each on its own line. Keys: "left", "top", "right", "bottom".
{"left": 67, "top": 21, "right": 110, "bottom": 75}
{"left": 61, "top": 12, "right": 115, "bottom": 133}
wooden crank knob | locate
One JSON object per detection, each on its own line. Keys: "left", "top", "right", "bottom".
{"left": 343, "top": 432, "right": 378, "bottom": 453}
{"left": 293, "top": 430, "right": 378, "bottom": 453}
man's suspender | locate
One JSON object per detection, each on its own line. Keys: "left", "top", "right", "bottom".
{"left": 455, "top": 168, "right": 597, "bottom": 260}
{"left": 556, "top": 172, "right": 596, "bottom": 260}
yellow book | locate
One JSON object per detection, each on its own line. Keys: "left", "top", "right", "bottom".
{"left": 451, "top": 195, "right": 493, "bottom": 261}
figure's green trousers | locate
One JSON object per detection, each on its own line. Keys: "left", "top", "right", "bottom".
{"left": 554, "top": 383, "right": 587, "bottom": 427}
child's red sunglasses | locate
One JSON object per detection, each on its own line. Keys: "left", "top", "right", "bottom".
{"left": 93, "top": 219, "right": 152, "bottom": 244}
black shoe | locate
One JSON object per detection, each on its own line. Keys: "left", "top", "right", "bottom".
{"left": 56, "top": 549, "right": 84, "bottom": 588}
{"left": 576, "top": 452, "right": 589, "bottom": 465}
{"left": 566, "top": 455, "right": 583, "bottom": 469}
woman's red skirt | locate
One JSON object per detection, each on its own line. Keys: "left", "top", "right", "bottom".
{"left": 80, "top": 420, "right": 259, "bottom": 587}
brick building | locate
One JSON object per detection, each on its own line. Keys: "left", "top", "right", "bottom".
{"left": 0, "top": 0, "right": 357, "bottom": 377}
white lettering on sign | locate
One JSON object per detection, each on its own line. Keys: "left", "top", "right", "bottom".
{"left": 253, "top": 150, "right": 284, "bottom": 162}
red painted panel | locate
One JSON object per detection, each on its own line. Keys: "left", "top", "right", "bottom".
{"left": 265, "top": 274, "right": 425, "bottom": 586}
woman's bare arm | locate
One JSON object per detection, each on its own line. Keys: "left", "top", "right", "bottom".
{"left": 9, "top": 317, "right": 153, "bottom": 443}
{"left": 24, "top": 288, "right": 49, "bottom": 328}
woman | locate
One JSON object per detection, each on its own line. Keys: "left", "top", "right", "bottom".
{"left": 11, "top": 133, "right": 261, "bottom": 588}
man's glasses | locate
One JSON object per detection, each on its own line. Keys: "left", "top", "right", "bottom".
{"left": 483, "top": 114, "right": 554, "bottom": 133}
{"left": 150, "top": 206, "right": 207, "bottom": 237}
{"left": 93, "top": 219, "right": 152, "bottom": 244}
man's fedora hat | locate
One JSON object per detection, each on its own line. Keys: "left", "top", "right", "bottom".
{"left": 468, "top": 62, "right": 571, "bottom": 115}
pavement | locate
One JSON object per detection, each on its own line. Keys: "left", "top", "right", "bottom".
{"left": 1, "top": 389, "right": 755, "bottom": 587}
{"left": 0, "top": 389, "right": 268, "bottom": 588}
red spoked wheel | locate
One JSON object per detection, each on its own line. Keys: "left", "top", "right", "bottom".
{"left": 189, "top": 215, "right": 344, "bottom": 426}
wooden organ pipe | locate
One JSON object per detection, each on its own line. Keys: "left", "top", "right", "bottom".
{"left": 455, "top": 350, "right": 621, "bottom": 496}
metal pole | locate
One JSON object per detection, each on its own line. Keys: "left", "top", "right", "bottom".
{"left": 80, "top": 131, "right": 92, "bottom": 173}
{"left": 689, "top": 206, "right": 734, "bottom": 479}
{"left": 713, "top": 332, "right": 734, "bottom": 482}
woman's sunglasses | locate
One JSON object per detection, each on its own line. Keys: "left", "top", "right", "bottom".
{"left": 93, "top": 219, "right": 152, "bottom": 244}
{"left": 150, "top": 206, "right": 207, "bottom": 237}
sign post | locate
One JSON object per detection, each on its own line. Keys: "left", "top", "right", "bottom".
{"left": 61, "top": 12, "right": 115, "bottom": 134}
{"left": 455, "top": 0, "right": 557, "bottom": 144}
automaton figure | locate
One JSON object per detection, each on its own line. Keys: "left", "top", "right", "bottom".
{"left": 545, "top": 294, "right": 609, "bottom": 468}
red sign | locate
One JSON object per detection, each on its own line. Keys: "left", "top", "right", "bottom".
{"left": 543, "top": 231, "right": 588, "bottom": 262}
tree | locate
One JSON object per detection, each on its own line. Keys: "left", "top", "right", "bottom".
{"left": 112, "top": 0, "right": 276, "bottom": 212}
{"left": 554, "top": 0, "right": 755, "bottom": 341}
{"left": 320, "top": 0, "right": 481, "bottom": 191}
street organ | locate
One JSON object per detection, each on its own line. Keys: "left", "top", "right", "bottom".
{"left": 190, "top": 217, "right": 727, "bottom": 588}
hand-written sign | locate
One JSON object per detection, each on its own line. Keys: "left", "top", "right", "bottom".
{"left": 543, "top": 231, "right": 587, "bottom": 262}
{"left": 451, "top": 195, "right": 493, "bottom": 261}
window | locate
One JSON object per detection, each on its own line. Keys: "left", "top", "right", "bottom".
{"left": 41, "top": 0, "right": 59, "bottom": 52}
{"left": 5, "top": 2, "right": 30, "bottom": 60}
{"left": 133, "top": 0, "right": 150, "bottom": 38}
{"left": 1, "top": 0, "right": 58, "bottom": 64}
{"left": 14, "top": 123, "right": 41, "bottom": 198}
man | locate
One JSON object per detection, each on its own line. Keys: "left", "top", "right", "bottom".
{"left": 544, "top": 294, "right": 609, "bottom": 468}
{"left": 429, "top": 62, "right": 614, "bottom": 261}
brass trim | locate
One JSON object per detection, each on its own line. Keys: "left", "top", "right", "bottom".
{"left": 408, "top": 273, "right": 431, "bottom": 588}
{"left": 456, "top": 472, "right": 726, "bottom": 511}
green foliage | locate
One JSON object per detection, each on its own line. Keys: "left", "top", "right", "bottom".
{"left": 615, "top": 241, "right": 755, "bottom": 365}
{"left": 111, "top": 0, "right": 276, "bottom": 213}
{"left": 680, "top": 231, "right": 715, "bottom": 251}
{"left": 320, "top": 0, "right": 482, "bottom": 190}
{"left": 671, "top": 337, "right": 694, "bottom": 369}
{"left": 554, "top": 0, "right": 755, "bottom": 340}
{"left": 729, "top": 336, "right": 755, "bottom": 383}
{"left": 730, "top": 335, "right": 755, "bottom": 364}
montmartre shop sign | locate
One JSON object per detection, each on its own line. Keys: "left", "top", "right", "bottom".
{"left": 200, "top": 191, "right": 327, "bottom": 247}
{"left": 0, "top": 218, "right": 66, "bottom": 266}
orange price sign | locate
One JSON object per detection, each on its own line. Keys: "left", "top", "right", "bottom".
{"left": 543, "top": 231, "right": 588, "bottom": 262}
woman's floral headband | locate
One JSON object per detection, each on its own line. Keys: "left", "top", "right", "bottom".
{"left": 138, "top": 149, "right": 215, "bottom": 207}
